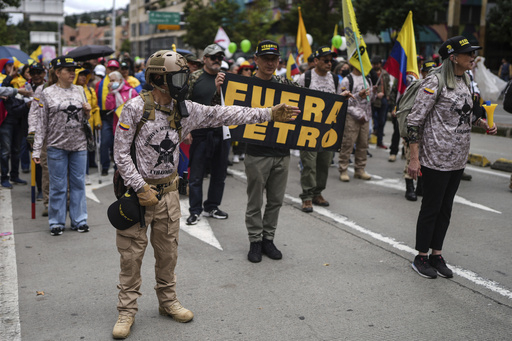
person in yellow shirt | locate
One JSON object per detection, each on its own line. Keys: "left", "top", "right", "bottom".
{"left": 75, "top": 68, "right": 101, "bottom": 184}
{"left": 120, "top": 62, "right": 142, "bottom": 93}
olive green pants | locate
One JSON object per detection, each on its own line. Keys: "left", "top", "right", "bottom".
{"left": 299, "top": 150, "right": 333, "bottom": 201}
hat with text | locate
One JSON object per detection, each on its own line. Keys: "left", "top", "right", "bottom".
{"left": 255, "top": 40, "right": 280, "bottom": 56}
{"left": 315, "top": 46, "right": 337, "bottom": 59}
{"left": 107, "top": 59, "right": 120, "bottom": 68}
{"left": 202, "top": 44, "right": 225, "bottom": 58}
{"left": 53, "top": 56, "right": 78, "bottom": 69}
{"left": 107, "top": 189, "right": 144, "bottom": 230}
{"left": 421, "top": 60, "right": 437, "bottom": 72}
{"left": 439, "top": 36, "right": 482, "bottom": 60}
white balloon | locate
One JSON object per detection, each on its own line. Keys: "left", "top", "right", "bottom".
{"left": 236, "top": 57, "right": 246, "bottom": 66}
{"left": 306, "top": 33, "right": 313, "bottom": 46}
{"left": 340, "top": 36, "right": 347, "bottom": 51}
{"left": 225, "top": 50, "right": 233, "bottom": 58}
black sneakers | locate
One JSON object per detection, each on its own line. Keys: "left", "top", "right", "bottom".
{"left": 248, "top": 241, "right": 262, "bottom": 263}
{"left": 186, "top": 214, "right": 200, "bottom": 225}
{"left": 261, "top": 239, "right": 282, "bottom": 260}
{"left": 77, "top": 224, "right": 90, "bottom": 233}
{"left": 50, "top": 227, "right": 63, "bottom": 236}
{"left": 206, "top": 209, "right": 228, "bottom": 219}
{"left": 429, "top": 254, "right": 453, "bottom": 278}
{"left": 412, "top": 255, "right": 437, "bottom": 279}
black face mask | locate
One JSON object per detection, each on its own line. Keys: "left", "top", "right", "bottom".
{"left": 341, "top": 69, "right": 350, "bottom": 77}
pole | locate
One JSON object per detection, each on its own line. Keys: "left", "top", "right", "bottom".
{"left": 112, "top": 0, "right": 116, "bottom": 53}
{"left": 353, "top": 32, "right": 370, "bottom": 102}
{"left": 30, "top": 155, "right": 36, "bottom": 219}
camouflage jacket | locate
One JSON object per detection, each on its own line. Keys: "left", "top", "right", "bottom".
{"left": 33, "top": 84, "right": 88, "bottom": 158}
{"left": 407, "top": 74, "right": 475, "bottom": 171}
{"left": 114, "top": 96, "right": 272, "bottom": 192}
{"left": 187, "top": 68, "right": 222, "bottom": 106}
{"left": 340, "top": 74, "right": 374, "bottom": 122}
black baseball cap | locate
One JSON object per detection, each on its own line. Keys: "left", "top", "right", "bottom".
{"left": 120, "top": 62, "right": 129, "bottom": 69}
{"left": 255, "top": 40, "right": 280, "bottom": 56}
{"left": 315, "top": 46, "right": 337, "bottom": 59}
{"left": 421, "top": 61, "right": 437, "bottom": 72}
{"left": 29, "top": 62, "right": 45, "bottom": 73}
{"left": 107, "top": 190, "right": 144, "bottom": 230}
{"left": 439, "top": 36, "right": 482, "bottom": 60}
{"left": 53, "top": 56, "right": 78, "bottom": 69}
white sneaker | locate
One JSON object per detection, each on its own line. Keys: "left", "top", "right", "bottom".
{"left": 233, "top": 155, "right": 240, "bottom": 163}
{"left": 85, "top": 175, "right": 92, "bottom": 185}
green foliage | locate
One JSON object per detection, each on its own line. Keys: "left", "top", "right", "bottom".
{"left": 0, "top": 0, "right": 20, "bottom": 20}
{"left": 183, "top": 0, "right": 275, "bottom": 52}
{"left": 352, "top": 0, "right": 444, "bottom": 35}
{"left": 120, "top": 39, "right": 131, "bottom": 53}
{"left": 279, "top": 0, "right": 343, "bottom": 51}
{"left": 487, "top": 0, "right": 512, "bottom": 42}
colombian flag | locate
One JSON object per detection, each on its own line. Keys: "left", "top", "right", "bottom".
{"left": 286, "top": 53, "right": 300, "bottom": 80}
{"left": 384, "top": 11, "right": 419, "bottom": 94}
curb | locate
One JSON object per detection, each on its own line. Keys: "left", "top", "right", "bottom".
{"left": 471, "top": 125, "right": 512, "bottom": 138}
{"left": 491, "top": 158, "right": 512, "bottom": 172}
{"left": 468, "top": 153, "right": 491, "bottom": 167}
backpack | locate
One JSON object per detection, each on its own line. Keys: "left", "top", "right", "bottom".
{"left": 113, "top": 90, "right": 182, "bottom": 199}
{"left": 395, "top": 73, "right": 445, "bottom": 138}
{"left": 503, "top": 80, "right": 512, "bottom": 113}
{"left": 304, "top": 69, "right": 338, "bottom": 92}
{"left": 345, "top": 73, "right": 372, "bottom": 93}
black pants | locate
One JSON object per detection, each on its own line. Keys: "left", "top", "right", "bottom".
{"left": 389, "top": 116, "right": 400, "bottom": 156}
{"left": 415, "top": 166, "right": 464, "bottom": 253}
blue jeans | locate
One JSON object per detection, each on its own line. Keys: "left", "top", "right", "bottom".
{"left": 372, "top": 98, "right": 388, "bottom": 146}
{"left": 47, "top": 147, "right": 88, "bottom": 229}
{"left": 188, "top": 134, "right": 230, "bottom": 215}
{"left": 0, "top": 122, "right": 22, "bottom": 181}
{"left": 100, "top": 114, "right": 114, "bottom": 172}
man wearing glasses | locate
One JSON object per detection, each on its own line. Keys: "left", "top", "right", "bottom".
{"left": 297, "top": 46, "right": 344, "bottom": 212}
{"left": 186, "top": 44, "right": 230, "bottom": 225}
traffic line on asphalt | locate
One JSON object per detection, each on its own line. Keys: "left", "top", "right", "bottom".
{"left": 229, "top": 167, "right": 512, "bottom": 300}
{"left": 179, "top": 199, "right": 223, "bottom": 250}
{"left": 465, "top": 164, "right": 511, "bottom": 179}
{"left": 0, "top": 189, "right": 22, "bottom": 341}
{"left": 367, "top": 178, "right": 502, "bottom": 214}
{"left": 85, "top": 172, "right": 113, "bottom": 203}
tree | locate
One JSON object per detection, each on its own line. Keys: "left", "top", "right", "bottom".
{"left": 120, "top": 39, "right": 131, "bottom": 53}
{"left": 0, "top": 0, "right": 20, "bottom": 20}
{"left": 487, "top": 0, "right": 512, "bottom": 43}
{"left": 279, "top": 0, "right": 343, "bottom": 51}
{"left": 183, "top": 0, "right": 241, "bottom": 51}
{"left": 352, "top": 0, "right": 444, "bottom": 36}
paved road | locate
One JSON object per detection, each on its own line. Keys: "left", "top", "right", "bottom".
{"left": 1, "top": 123, "right": 511, "bottom": 340}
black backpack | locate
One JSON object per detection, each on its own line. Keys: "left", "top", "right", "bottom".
{"left": 503, "top": 80, "right": 512, "bottom": 113}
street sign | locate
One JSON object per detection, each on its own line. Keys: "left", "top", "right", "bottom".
{"left": 148, "top": 11, "right": 180, "bottom": 25}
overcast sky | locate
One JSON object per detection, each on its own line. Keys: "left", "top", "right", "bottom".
{"left": 64, "top": 0, "right": 130, "bottom": 15}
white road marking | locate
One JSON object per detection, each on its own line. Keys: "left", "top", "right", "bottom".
{"left": 85, "top": 173, "right": 113, "bottom": 203}
{"left": 368, "top": 178, "right": 502, "bottom": 214}
{"left": 465, "top": 164, "right": 511, "bottom": 179}
{"left": 179, "top": 199, "right": 223, "bottom": 250}
{"left": 230, "top": 167, "right": 512, "bottom": 300}
{"left": 0, "top": 190, "right": 21, "bottom": 341}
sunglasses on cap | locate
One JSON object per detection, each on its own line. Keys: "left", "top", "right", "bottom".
{"left": 208, "top": 55, "right": 224, "bottom": 62}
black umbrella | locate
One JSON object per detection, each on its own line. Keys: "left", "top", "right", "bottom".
{"left": 65, "top": 45, "right": 115, "bottom": 61}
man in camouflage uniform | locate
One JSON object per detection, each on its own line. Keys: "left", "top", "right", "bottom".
{"left": 111, "top": 49, "right": 299, "bottom": 338}
{"left": 186, "top": 43, "right": 230, "bottom": 226}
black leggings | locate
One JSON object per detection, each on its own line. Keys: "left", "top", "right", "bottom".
{"left": 415, "top": 166, "right": 464, "bottom": 253}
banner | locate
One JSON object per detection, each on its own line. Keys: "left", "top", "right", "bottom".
{"left": 221, "top": 73, "right": 348, "bottom": 151}
{"left": 384, "top": 11, "right": 419, "bottom": 94}
{"left": 342, "top": 0, "right": 372, "bottom": 76}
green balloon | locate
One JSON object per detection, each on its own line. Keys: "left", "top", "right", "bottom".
{"left": 228, "top": 42, "right": 237, "bottom": 54}
{"left": 332, "top": 35, "right": 342, "bottom": 49}
{"left": 241, "top": 39, "right": 251, "bottom": 53}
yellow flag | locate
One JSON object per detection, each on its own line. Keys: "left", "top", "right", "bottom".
{"left": 30, "top": 46, "right": 43, "bottom": 62}
{"left": 296, "top": 7, "right": 313, "bottom": 63}
{"left": 342, "top": 0, "right": 372, "bottom": 75}
{"left": 331, "top": 24, "right": 338, "bottom": 51}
